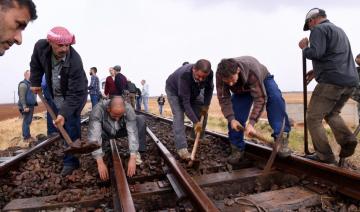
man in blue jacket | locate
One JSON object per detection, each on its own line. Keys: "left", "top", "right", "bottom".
{"left": 299, "top": 8, "right": 359, "bottom": 164}
{"left": 165, "top": 59, "right": 213, "bottom": 159}
{"left": 30, "top": 26, "right": 88, "bottom": 176}
{"left": 18, "top": 70, "right": 37, "bottom": 144}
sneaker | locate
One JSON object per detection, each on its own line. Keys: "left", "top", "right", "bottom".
{"left": 227, "top": 144, "right": 244, "bottom": 165}
{"left": 61, "top": 165, "right": 78, "bottom": 176}
{"left": 136, "top": 152, "right": 143, "bottom": 165}
{"left": 304, "top": 153, "right": 337, "bottom": 165}
{"left": 177, "top": 148, "right": 191, "bottom": 160}
{"left": 339, "top": 141, "right": 358, "bottom": 158}
{"left": 277, "top": 132, "right": 292, "bottom": 158}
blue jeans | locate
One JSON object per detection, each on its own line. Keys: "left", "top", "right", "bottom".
{"left": 159, "top": 104, "right": 164, "bottom": 115}
{"left": 229, "top": 75, "right": 291, "bottom": 150}
{"left": 90, "top": 94, "right": 99, "bottom": 108}
{"left": 142, "top": 96, "right": 149, "bottom": 112}
{"left": 22, "top": 107, "right": 34, "bottom": 139}
{"left": 136, "top": 96, "right": 142, "bottom": 111}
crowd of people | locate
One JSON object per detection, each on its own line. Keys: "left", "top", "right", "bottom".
{"left": 1, "top": 1, "right": 359, "bottom": 180}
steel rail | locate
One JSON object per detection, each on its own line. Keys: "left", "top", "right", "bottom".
{"left": 110, "top": 139, "right": 136, "bottom": 212}
{"left": 138, "top": 111, "right": 360, "bottom": 200}
{"left": 146, "top": 127, "right": 219, "bottom": 212}
{"left": 0, "top": 118, "right": 89, "bottom": 175}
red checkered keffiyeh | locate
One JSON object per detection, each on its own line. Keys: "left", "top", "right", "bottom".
{"left": 47, "top": 26, "right": 76, "bottom": 45}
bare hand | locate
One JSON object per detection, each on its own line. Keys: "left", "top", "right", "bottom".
{"left": 127, "top": 156, "right": 137, "bottom": 177}
{"left": 96, "top": 158, "right": 109, "bottom": 181}
{"left": 23, "top": 107, "right": 30, "bottom": 112}
{"left": 194, "top": 121, "right": 203, "bottom": 134}
{"left": 231, "top": 119, "right": 243, "bottom": 131}
{"left": 306, "top": 70, "right": 315, "bottom": 85}
{"left": 244, "top": 123, "right": 257, "bottom": 138}
{"left": 30, "top": 87, "right": 42, "bottom": 94}
{"left": 53, "top": 115, "right": 65, "bottom": 128}
{"left": 298, "top": 37, "right": 309, "bottom": 49}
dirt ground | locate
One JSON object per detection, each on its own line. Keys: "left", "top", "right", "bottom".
{"left": 0, "top": 103, "right": 46, "bottom": 122}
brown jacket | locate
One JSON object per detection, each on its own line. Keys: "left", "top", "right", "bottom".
{"left": 216, "top": 56, "right": 269, "bottom": 125}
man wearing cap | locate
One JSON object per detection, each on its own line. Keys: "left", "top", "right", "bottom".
{"left": 165, "top": 59, "right": 213, "bottom": 160}
{"left": 0, "top": 0, "right": 37, "bottom": 56}
{"left": 299, "top": 8, "right": 359, "bottom": 164}
{"left": 30, "top": 26, "right": 88, "bottom": 176}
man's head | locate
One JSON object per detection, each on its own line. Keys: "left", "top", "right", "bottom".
{"left": 0, "top": 0, "right": 37, "bottom": 56}
{"left": 303, "top": 8, "right": 327, "bottom": 31}
{"left": 141, "top": 80, "right": 145, "bottom": 85}
{"left": 90, "top": 67, "right": 97, "bottom": 75}
{"left": 355, "top": 54, "right": 360, "bottom": 66}
{"left": 47, "top": 26, "right": 75, "bottom": 60}
{"left": 113, "top": 65, "right": 121, "bottom": 73}
{"left": 24, "top": 69, "right": 30, "bottom": 80}
{"left": 217, "top": 58, "right": 240, "bottom": 86}
{"left": 192, "top": 59, "right": 212, "bottom": 82}
{"left": 107, "top": 96, "right": 126, "bottom": 121}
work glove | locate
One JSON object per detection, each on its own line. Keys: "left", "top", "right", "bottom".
{"left": 200, "top": 105, "right": 209, "bottom": 117}
{"left": 194, "top": 121, "right": 203, "bottom": 134}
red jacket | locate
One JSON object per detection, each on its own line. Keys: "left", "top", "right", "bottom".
{"left": 104, "top": 76, "right": 117, "bottom": 96}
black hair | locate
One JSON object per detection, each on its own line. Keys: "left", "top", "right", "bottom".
{"left": 216, "top": 58, "right": 239, "bottom": 79}
{"left": 0, "top": 0, "right": 37, "bottom": 21}
{"left": 90, "top": 67, "right": 97, "bottom": 73}
{"left": 194, "top": 59, "right": 211, "bottom": 73}
{"left": 182, "top": 61, "right": 189, "bottom": 66}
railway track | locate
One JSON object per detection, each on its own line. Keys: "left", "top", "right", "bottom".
{"left": 1, "top": 112, "right": 359, "bottom": 211}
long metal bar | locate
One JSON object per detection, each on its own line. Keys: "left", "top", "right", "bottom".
{"left": 302, "top": 53, "right": 310, "bottom": 155}
{"left": 138, "top": 111, "right": 360, "bottom": 200}
{"left": 146, "top": 127, "right": 219, "bottom": 212}
{"left": 110, "top": 139, "right": 136, "bottom": 212}
{"left": 0, "top": 118, "right": 88, "bottom": 175}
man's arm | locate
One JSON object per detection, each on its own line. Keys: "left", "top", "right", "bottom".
{"left": 303, "top": 28, "right": 327, "bottom": 60}
{"left": 18, "top": 83, "right": 28, "bottom": 109}
{"left": 216, "top": 72, "right": 235, "bottom": 122}
{"left": 178, "top": 77, "right": 199, "bottom": 123}
{"left": 88, "top": 105, "right": 105, "bottom": 159}
{"left": 203, "top": 72, "right": 214, "bottom": 106}
{"left": 30, "top": 40, "right": 45, "bottom": 88}
{"left": 247, "top": 73, "right": 266, "bottom": 126}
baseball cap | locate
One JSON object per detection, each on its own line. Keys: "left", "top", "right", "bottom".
{"left": 303, "top": 8, "right": 326, "bottom": 31}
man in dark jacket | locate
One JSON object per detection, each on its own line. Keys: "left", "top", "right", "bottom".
{"left": 157, "top": 94, "right": 166, "bottom": 116}
{"left": 30, "top": 26, "right": 88, "bottom": 176}
{"left": 113, "top": 65, "right": 128, "bottom": 96}
{"left": 299, "top": 8, "right": 359, "bottom": 164}
{"left": 165, "top": 59, "right": 213, "bottom": 159}
{"left": 18, "top": 70, "right": 37, "bottom": 144}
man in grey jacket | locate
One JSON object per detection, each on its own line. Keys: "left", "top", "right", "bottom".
{"left": 298, "top": 8, "right": 359, "bottom": 164}
{"left": 88, "top": 96, "right": 146, "bottom": 180}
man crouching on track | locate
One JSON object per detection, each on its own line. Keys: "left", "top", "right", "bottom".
{"left": 165, "top": 59, "right": 214, "bottom": 160}
{"left": 216, "top": 56, "right": 292, "bottom": 164}
{"left": 88, "top": 96, "right": 146, "bottom": 180}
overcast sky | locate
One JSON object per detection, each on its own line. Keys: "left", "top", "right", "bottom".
{"left": 1, "top": 0, "right": 360, "bottom": 103}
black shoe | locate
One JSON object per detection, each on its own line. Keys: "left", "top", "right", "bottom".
{"left": 304, "top": 153, "right": 337, "bottom": 165}
{"left": 339, "top": 141, "right": 358, "bottom": 158}
{"left": 61, "top": 165, "right": 78, "bottom": 176}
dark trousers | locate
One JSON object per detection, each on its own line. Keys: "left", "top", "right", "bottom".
{"left": 228, "top": 75, "right": 291, "bottom": 150}
{"left": 136, "top": 96, "right": 142, "bottom": 111}
{"left": 22, "top": 107, "right": 34, "bottom": 139}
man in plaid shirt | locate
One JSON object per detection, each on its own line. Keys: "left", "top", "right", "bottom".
{"left": 88, "top": 67, "right": 101, "bottom": 108}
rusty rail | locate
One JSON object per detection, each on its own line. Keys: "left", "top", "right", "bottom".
{"left": 110, "top": 139, "right": 136, "bottom": 212}
{"left": 146, "top": 127, "right": 219, "bottom": 212}
{"left": 0, "top": 118, "right": 89, "bottom": 175}
{"left": 138, "top": 111, "right": 360, "bottom": 200}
